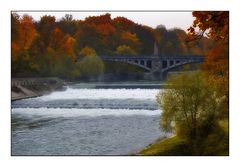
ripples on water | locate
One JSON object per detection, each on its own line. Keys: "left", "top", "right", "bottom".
{"left": 12, "top": 85, "right": 169, "bottom": 155}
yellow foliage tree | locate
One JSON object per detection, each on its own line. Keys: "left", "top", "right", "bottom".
{"left": 79, "top": 46, "right": 97, "bottom": 57}
{"left": 116, "top": 45, "right": 137, "bottom": 56}
{"left": 121, "top": 31, "right": 141, "bottom": 52}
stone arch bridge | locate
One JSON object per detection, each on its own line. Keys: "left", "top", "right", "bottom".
{"left": 99, "top": 55, "right": 204, "bottom": 78}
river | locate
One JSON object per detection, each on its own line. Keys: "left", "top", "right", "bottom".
{"left": 11, "top": 83, "right": 169, "bottom": 155}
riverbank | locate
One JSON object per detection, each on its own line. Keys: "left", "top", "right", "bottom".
{"left": 11, "top": 78, "right": 64, "bottom": 101}
{"left": 137, "top": 136, "right": 189, "bottom": 155}
{"left": 138, "top": 119, "right": 229, "bottom": 156}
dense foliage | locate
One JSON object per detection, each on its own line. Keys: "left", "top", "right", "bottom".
{"left": 156, "top": 11, "right": 229, "bottom": 155}
{"left": 157, "top": 72, "right": 226, "bottom": 139}
{"left": 11, "top": 13, "right": 214, "bottom": 79}
{"left": 156, "top": 71, "right": 228, "bottom": 155}
{"left": 188, "top": 11, "right": 229, "bottom": 118}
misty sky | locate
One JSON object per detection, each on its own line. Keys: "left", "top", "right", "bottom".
{"left": 16, "top": 11, "right": 194, "bottom": 31}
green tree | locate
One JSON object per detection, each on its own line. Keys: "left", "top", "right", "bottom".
{"left": 79, "top": 55, "right": 104, "bottom": 79}
{"left": 157, "top": 72, "right": 225, "bottom": 141}
{"left": 51, "top": 54, "right": 79, "bottom": 78}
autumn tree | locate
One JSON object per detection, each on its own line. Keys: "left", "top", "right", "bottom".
{"left": 188, "top": 11, "right": 229, "bottom": 117}
{"left": 113, "top": 16, "right": 135, "bottom": 31}
{"left": 48, "top": 27, "right": 65, "bottom": 50}
{"left": 18, "top": 15, "right": 38, "bottom": 50}
{"left": 11, "top": 14, "right": 38, "bottom": 76}
{"left": 188, "top": 11, "right": 228, "bottom": 43}
{"left": 37, "top": 15, "right": 56, "bottom": 46}
{"left": 58, "top": 14, "right": 78, "bottom": 36}
{"left": 61, "top": 35, "right": 77, "bottom": 61}
{"left": 11, "top": 13, "right": 20, "bottom": 42}
{"left": 187, "top": 12, "right": 229, "bottom": 76}
{"left": 157, "top": 72, "right": 227, "bottom": 154}
{"left": 79, "top": 46, "right": 97, "bottom": 57}
{"left": 11, "top": 13, "right": 21, "bottom": 61}
{"left": 155, "top": 26, "right": 188, "bottom": 56}
{"left": 188, "top": 11, "right": 229, "bottom": 74}
{"left": 97, "top": 23, "right": 116, "bottom": 36}
{"left": 121, "top": 31, "right": 141, "bottom": 53}
{"left": 75, "top": 23, "right": 103, "bottom": 53}
{"left": 116, "top": 45, "right": 137, "bottom": 56}
{"left": 85, "top": 13, "right": 112, "bottom": 25}
{"left": 11, "top": 12, "right": 215, "bottom": 79}
{"left": 96, "top": 23, "right": 118, "bottom": 54}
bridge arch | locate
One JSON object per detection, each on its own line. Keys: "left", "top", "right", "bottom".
{"left": 161, "top": 60, "right": 203, "bottom": 73}
{"left": 99, "top": 55, "right": 204, "bottom": 76}
{"left": 161, "top": 61, "right": 203, "bottom": 78}
{"left": 101, "top": 57, "right": 152, "bottom": 72}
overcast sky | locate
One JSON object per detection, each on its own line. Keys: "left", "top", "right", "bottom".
{"left": 16, "top": 11, "right": 194, "bottom": 31}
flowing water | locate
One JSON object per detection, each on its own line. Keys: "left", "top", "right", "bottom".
{"left": 11, "top": 83, "right": 169, "bottom": 155}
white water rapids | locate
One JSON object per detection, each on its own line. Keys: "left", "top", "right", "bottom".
{"left": 12, "top": 85, "right": 169, "bottom": 155}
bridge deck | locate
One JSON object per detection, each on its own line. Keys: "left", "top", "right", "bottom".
{"left": 99, "top": 55, "right": 204, "bottom": 60}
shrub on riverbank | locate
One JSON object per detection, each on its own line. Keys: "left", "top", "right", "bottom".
{"left": 139, "top": 120, "right": 228, "bottom": 155}
{"left": 144, "top": 71, "right": 229, "bottom": 155}
{"left": 158, "top": 72, "right": 226, "bottom": 141}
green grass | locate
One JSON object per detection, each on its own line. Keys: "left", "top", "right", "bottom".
{"left": 139, "top": 119, "right": 229, "bottom": 156}
{"left": 138, "top": 136, "right": 190, "bottom": 155}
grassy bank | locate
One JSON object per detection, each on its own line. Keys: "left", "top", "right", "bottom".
{"left": 138, "top": 120, "right": 229, "bottom": 156}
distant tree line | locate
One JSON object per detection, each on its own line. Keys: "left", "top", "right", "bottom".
{"left": 11, "top": 13, "right": 215, "bottom": 79}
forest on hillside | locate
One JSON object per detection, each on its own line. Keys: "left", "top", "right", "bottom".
{"left": 11, "top": 13, "right": 215, "bottom": 79}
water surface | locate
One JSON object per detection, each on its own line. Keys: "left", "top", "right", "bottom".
{"left": 12, "top": 83, "right": 168, "bottom": 155}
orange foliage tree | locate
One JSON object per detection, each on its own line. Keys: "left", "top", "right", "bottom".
{"left": 11, "top": 12, "right": 216, "bottom": 79}
{"left": 97, "top": 23, "right": 116, "bottom": 37}
{"left": 18, "top": 15, "right": 38, "bottom": 50}
{"left": 61, "top": 35, "right": 77, "bottom": 61}
{"left": 49, "top": 27, "right": 64, "bottom": 50}
{"left": 188, "top": 11, "right": 229, "bottom": 76}
{"left": 188, "top": 11, "right": 229, "bottom": 117}
{"left": 188, "top": 11, "right": 229, "bottom": 43}
{"left": 121, "top": 31, "right": 141, "bottom": 53}
{"left": 11, "top": 14, "right": 37, "bottom": 61}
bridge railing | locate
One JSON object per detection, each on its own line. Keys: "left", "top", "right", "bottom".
{"left": 99, "top": 55, "right": 204, "bottom": 60}
{"left": 11, "top": 77, "right": 62, "bottom": 87}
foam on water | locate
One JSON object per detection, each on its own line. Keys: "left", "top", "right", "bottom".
{"left": 37, "top": 88, "right": 160, "bottom": 101}
{"left": 12, "top": 86, "right": 167, "bottom": 155}
{"left": 12, "top": 108, "right": 161, "bottom": 118}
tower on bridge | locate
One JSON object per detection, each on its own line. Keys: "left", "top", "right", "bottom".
{"left": 153, "top": 41, "right": 159, "bottom": 56}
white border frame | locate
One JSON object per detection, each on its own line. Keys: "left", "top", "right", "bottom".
{"left": 1, "top": 0, "right": 239, "bottom": 167}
